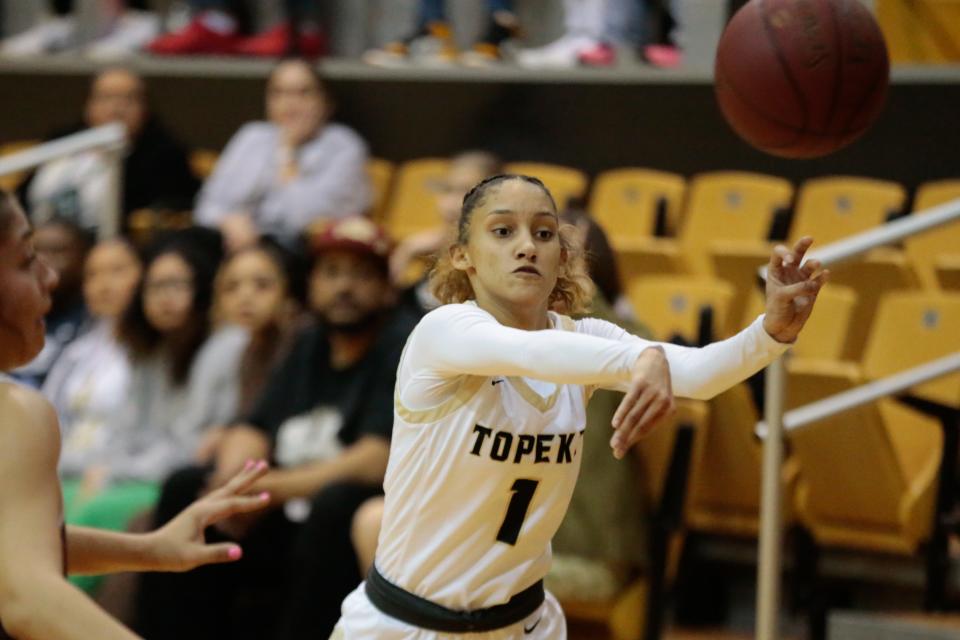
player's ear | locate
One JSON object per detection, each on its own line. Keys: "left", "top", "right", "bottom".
{"left": 450, "top": 244, "right": 472, "bottom": 273}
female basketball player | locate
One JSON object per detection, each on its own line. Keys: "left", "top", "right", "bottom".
{"left": 0, "top": 190, "right": 270, "bottom": 640}
{"left": 333, "top": 174, "right": 826, "bottom": 639}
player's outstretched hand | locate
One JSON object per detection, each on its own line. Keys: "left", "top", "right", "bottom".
{"left": 762, "top": 236, "right": 829, "bottom": 344}
{"left": 145, "top": 459, "right": 271, "bottom": 572}
{"left": 610, "top": 347, "right": 676, "bottom": 459}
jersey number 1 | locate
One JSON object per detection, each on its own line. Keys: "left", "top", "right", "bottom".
{"left": 496, "top": 479, "right": 540, "bottom": 545}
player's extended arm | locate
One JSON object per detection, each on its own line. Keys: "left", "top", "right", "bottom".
{"left": 0, "top": 386, "right": 140, "bottom": 640}
{"left": 414, "top": 304, "right": 653, "bottom": 389}
{"left": 66, "top": 461, "right": 270, "bottom": 576}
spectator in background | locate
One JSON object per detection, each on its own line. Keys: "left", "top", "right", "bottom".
{"left": 195, "top": 59, "right": 370, "bottom": 252}
{"left": 43, "top": 238, "right": 143, "bottom": 594}
{"left": 55, "top": 228, "right": 247, "bottom": 595}
{"left": 136, "top": 217, "right": 417, "bottom": 640}
{"left": 22, "top": 67, "right": 199, "bottom": 234}
{"left": 148, "top": 0, "right": 325, "bottom": 57}
{"left": 194, "top": 237, "right": 309, "bottom": 463}
{"left": 10, "top": 217, "right": 92, "bottom": 388}
{"left": 363, "top": 0, "right": 520, "bottom": 67}
{"left": 390, "top": 150, "right": 502, "bottom": 316}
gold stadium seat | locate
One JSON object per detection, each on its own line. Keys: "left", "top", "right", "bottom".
{"left": 366, "top": 157, "right": 394, "bottom": 222}
{"left": 790, "top": 285, "right": 858, "bottom": 361}
{"left": 503, "top": 162, "right": 588, "bottom": 210}
{"left": 588, "top": 168, "right": 686, "bottom": 250}
{"left": 936, "top": 256, "right": 960, "bottom": 291}
{"left": 682, "top": 172, "right": 793, "bottom": 276}
{"left": 788, "top": 362, "right": 942, "bottom": 557}
{"left": 788, "top": 176, "right": 907, "bottom": 246}
{"left": 625, "top": 276, "right": 736, "bottom": 342}
{"left": 904, "top": 179, "right": 960, "bottom": 290}
{"left": 0, "top": 140, "right": 41, "bottom": 192}
{"left": 615, "top": 172, "right": 792, "bottom": 286}
{"left": 189, "top": 148, "right": 220, "bottom": 180}
{"left": 384, "top": 158, "right": 449, "bottom": 240}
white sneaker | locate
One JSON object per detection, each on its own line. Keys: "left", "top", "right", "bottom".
{"left": 0, "top": 16, "right": 75, "bottom": 57}
{"left": 515, "top": 33, "right": 597, "bottom": 69}
{"left": 85, "top": 10, "right": 160, "bottom": 59}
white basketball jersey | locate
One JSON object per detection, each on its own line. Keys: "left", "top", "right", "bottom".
{"left": 376, "top": 313, "right": 587, "bottom": 611}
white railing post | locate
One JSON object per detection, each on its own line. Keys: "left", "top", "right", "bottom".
{"left": 756, "top": 353, "right": 787, "bottom": 640}
{"left": 0, "top": 123, "right": 126, "bottom": 238}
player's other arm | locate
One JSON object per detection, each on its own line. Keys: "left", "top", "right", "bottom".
{"left": 0, "top": 386, "right": 140, "bottom": 640}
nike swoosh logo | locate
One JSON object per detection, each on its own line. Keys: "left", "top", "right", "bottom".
{"left": 523, "top": 617, "right": 542, "bottom": 634}
{"left": 492, "top": 379, "right": 504, "bottom": 386}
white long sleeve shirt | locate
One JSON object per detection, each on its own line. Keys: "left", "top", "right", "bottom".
{"left": 368, "top": 302, "right": 787, "bottom": 616}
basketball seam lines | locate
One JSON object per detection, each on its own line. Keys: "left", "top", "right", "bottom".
{"left": 757, "top": 0, "right": 810, "bottom": 133}
{"left": 823, "top": 0, "right": 844, "bottom": 135}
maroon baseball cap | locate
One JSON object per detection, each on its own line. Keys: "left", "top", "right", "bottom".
{"left": 308, "top": 216, "right": 392, "bottom": 263}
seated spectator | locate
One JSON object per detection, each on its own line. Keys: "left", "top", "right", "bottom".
{"left": 58, "top": 228, "right": 246, "bottom": 594}
{"left": 10, "top": 217, "right": 93, "bottom": 388}
{"left": 136, "top": 217, "right": 417, "bottom": 640}
{"left": 390, "top": 150, "right": 502, "bottom": 315}
{"left": 148, "top": 0, "right": 325, "bottom": 58}
{"left": 194, "top": 59, "right": 371, "bottom": 251}
{"left": 43, "top": 238, "right": 143, "bottom": 592}
{"left": 195, "top": 237, "right": 309, "bottom": 462}
{"left": 22, "top": 67, "right": 199, "bottom": 234}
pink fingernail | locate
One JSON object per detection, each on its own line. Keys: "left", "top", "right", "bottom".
{"left": 259, "top": 491, "right": 270, "bottom": 501}
{"left": 256, "top": 460, "right": 267, "bottom": 471}
{"left": 228, "top": 546, "right": 242, "bottom": 560}
{"left": 243, "top": 459, "right": 253, "bottom": 471}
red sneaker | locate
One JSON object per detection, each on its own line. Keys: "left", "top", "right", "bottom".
{"left": 147, "top": 14, "right": 239, "bottom": 55}
{"left": 234, "top": 22, "right": 327, "bottom": 58}
{"left": 578, "top": 42, "right": 616, "bottom": 67}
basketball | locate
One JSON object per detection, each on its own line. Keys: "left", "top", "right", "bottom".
{"left": 714, "top": 0, "right": 890, "bottom": 158}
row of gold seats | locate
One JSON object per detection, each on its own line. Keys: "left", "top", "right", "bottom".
{"left": 634, "top": 282, "right": 959, "bottom": 598}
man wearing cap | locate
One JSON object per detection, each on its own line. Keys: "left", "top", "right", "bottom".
{"left": 136, "top": 217, "right": 419, "bottom": 640}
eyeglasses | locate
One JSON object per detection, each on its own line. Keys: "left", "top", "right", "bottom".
{"left": 144, "top": 278, "right": 193, "bottom": 296}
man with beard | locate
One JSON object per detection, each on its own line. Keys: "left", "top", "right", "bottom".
{"left": 135, "top": 217, "right": 417, "bottom": 640}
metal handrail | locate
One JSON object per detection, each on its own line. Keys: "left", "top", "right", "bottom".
{"left": 0, "top": 123, "right": 127, "bottom": 239}
{"left": 755, "top": 352, "right": 960, "bottom": 439}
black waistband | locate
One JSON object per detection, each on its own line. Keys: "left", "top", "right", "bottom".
{"left": 364, "top": 565, "right": 545, "bottom": 633}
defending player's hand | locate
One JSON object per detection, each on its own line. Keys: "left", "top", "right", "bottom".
{"left": 762, "top": 236, "right": 829, "bottom": 344}
{"left": 610, "top": 347, "right": 676, "bottom": 459}
{"left": 145, "top": 459, "right": 271, "bottom": 572}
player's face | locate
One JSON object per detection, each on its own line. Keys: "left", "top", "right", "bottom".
{"left": 456, "top": 180, "right": 563, "bottom": 312}
{"left": 267, "top": 61, "right": 329, "bottom": 146}
{"left": 310, "top": 250, "right": 389, "bottom": 330}
{"left": 83, "top": 241, "right": 141, "bottom": 320}
{"left": 217, "top": 250, "right": 288, "bottom": 332}
{"left": 85, "top": 69, "right": 147, "bottom": 140}
{"left": 142, "top": 253, "right": 195, "bottom": 334}
{"left": 0, "top": 205, "right": 58, "bottom": 371}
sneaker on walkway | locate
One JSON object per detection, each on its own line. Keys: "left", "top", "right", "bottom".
{"left": 0, "top": 15, "right": 75, "bottom": 56}
{"left": 362, "top": 21, "right": 456, "bottom": 67}
{"left": 147, "top": 11, "right": 239, "bottom": 55}
{"left": 234, "top": 22, "right": 326, "bottom": 58}
{"left": 86, "top": 10, "right": 160, "bottom": 59}
{"left": 577, "top": 41, "right": 616, "bottom": 67}
{"left": 643, "top": 43, "right": 683, "bottom": 68}
{"left": 515, "top": 33, "right": 597, "bottom": 69}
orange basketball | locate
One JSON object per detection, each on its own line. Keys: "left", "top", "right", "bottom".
{"left": 715, "top": 0, "right": 890, "bottom": 158}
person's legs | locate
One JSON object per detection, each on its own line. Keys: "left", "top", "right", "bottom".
{"left": 273, "top": 482, "right": 384, "bottom": 640}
